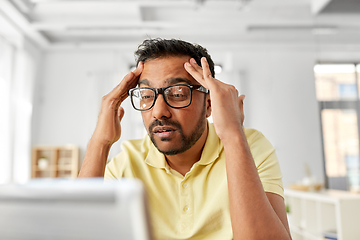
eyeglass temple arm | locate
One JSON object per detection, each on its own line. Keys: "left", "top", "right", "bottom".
{"left": 196, "top": 85, "right": 209, "bottom": 93}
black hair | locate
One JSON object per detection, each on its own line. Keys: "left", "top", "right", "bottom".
{"left": 134, "top": 38, "right": 215, "bottom": 78}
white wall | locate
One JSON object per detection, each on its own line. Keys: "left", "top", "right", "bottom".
{"left": 12, "top": 40, "right": 42, "bottom": 183}
{"left": 0, "top": 13, "right": 42, "bottom": 184}
{"left": 32, "top": 42, "right": 360, "bottom": 187}
{"left": 232, "top": 46, "right": 323, "bottom": 187}
{"left": 32, "top": 49, "right": 145, "bottom": 161}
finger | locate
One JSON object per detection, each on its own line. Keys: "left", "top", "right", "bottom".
{"left": 118, "top": 106, "right": 125, "bottom": 121}
{"left": 119, "top": 61, "right": 143, "bottom": 90}
{"left": 239, "top": 94, "right": 245, "bottom": 102}
{"left": 201, "top": 57, "right": 213, "bottom": 81}
{"left": 239, "top": 94, "right": 245, "bottom": 124}
{"left": 189, "top": 58, "right": 203, "bottom": 73}
{"left": 132, "top": 61, "right": 143, "bottom": 77}
{"left": 201, "top": 57, "right": 219, "bottom": 90}
{"left": 109, "top": 61, "right": 144, "bottom": 101}
{"left": 108, "top": 73, "right": 136, "bottom": 103}
{"left": 185, "top": 62, "right": 207, "bottom": 84}
{"left": 201, "top": 57, "right": 229, "bottom": 89}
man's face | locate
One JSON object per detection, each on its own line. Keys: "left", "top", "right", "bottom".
{"left": 138, "top": 56, "right": 211, "bottom": 155}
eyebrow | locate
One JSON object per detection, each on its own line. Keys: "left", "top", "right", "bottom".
{"left": 138, "top": 79, "right": 150, "bottom": 86}
{"left": 138, "top": 78, "right": 192, "bottom": 87}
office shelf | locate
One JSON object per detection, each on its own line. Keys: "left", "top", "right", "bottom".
{"left": 285, "top": 189, "right": 360, "bottom": 240}
{"left": 31, "top": 145, "right": 79, "bottom": 178}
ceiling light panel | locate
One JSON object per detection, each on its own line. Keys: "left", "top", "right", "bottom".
{"left": 28, "top": 1, "right": 141, "bottom": 22}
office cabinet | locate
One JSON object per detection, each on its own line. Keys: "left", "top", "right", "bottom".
{"left": 285, "top": 189, "right": 360, "bottom": 240}
{"left": 31, "top": 145, "right": 79, "bottom": 178}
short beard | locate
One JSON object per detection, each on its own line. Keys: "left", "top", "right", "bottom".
{"left": 147, "top": 104, "right": 207, "bottom": 156}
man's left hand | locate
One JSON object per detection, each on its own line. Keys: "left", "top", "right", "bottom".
{"left": 185, "top": 57, "right": 245, "bottom": 142}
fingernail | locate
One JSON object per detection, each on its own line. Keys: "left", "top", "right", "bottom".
{"left": 203, "top": 57, "right": 207, "bottom": 62}
{"left": 185, "top": 62, "right": 191, "bottom": 67}
{"left": 190, "top": 58, "right": 196, "bottom": 64}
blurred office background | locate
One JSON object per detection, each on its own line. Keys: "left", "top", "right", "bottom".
{"left": 1, "top": 0, "right": 360, "bottom": 190}
{"left": 3, "top": 1, "right": 360, "bottom": 239}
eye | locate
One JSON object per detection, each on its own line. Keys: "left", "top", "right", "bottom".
{"left": 171, "top": 93, "right": 186, "bottom": 98}
{"left": 167, "top": 90, "right": 188, "bottom": 101}
{"left": 141, "top": 95, "right": 153, "bottom": 99}
{"left": 138, "top": 89, "right": 153, "bottom": 97}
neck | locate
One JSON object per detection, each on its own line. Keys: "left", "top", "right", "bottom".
{"left": 165, "top": 125, "right": 208, "bottom": 176}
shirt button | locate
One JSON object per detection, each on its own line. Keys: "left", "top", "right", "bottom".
{"left": 183, "top": 205, "right": 189, "bottom": 212}
{"left": 182, "top": 183, "right": 188, "bottom": 188}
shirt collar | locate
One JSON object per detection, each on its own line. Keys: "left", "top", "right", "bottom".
{"left": 144, "top": 121, "right": 223, "bottom": 169}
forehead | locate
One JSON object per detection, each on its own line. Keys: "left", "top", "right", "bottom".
{"left": 139, "top": 56, "right": 198, "bottom": 87}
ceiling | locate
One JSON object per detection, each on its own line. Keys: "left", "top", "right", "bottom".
{"left": 1, "top": 0, "right": 360, "bottom": 49}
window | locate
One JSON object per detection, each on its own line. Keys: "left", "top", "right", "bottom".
{"left": 315, "top": 64, "right": 360, "bottom": 192}
{"left": 0, "top": 35, "right": 15, "bottom": 184}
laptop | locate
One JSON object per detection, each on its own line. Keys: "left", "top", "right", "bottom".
{"left": 0, "top": 178, "right": 152, "bottom": 240}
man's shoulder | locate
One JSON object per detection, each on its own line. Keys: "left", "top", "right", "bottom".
{"left": 207, "top": 123, "right": 265, "bottom": 146}
{"left": 108, "top": 137, "right": 152, "bottom": 165}
{"left": 242, "top": 127, "right": 275, "bottom": 153}
{"left": 106, "top": 136, "right": 152, "bottom": 177}
{"left": 243, "top": 127, "right": 264, "bottom": 141}
{"left": 120, "top": 136, "right": 152, "bottom": 153}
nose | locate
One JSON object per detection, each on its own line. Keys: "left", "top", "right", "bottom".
{"left": 151, "top": 94, "right": 171, "bottom": 119}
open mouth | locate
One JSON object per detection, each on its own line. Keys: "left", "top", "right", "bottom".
{"left": 157, "top": 129, "right": 172, "bottom": 133}
{"left": 152, "top": 126, "right": 176, "bottom": 137}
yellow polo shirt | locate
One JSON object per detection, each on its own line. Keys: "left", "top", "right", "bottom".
{"left": 105, "top": 123, "right": 283, "bottom": 240}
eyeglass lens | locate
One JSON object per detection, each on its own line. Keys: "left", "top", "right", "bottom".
{"left": 131, "top": 85, "right": 192, "bottom": 110}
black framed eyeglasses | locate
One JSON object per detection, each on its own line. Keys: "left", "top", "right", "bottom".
{"left": 128, "top": 84, "right": 209, "bottom": 111}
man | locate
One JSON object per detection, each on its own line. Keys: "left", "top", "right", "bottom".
{"left": 79, "top": 39, "right": 291, "bottom": 240}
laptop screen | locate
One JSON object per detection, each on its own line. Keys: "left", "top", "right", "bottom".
{"left": 0, "top": 178, "right": 152, "bottom": 240}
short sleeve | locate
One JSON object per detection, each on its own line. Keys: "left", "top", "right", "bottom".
{"left": 104, "top": 156, "right": 122, "bottom": 180}
{"left": 104, "top": 147, "right": 130, "bottom": 180}
{"left": 245, "top": 128, "right": 284, "bottom": 199}
{"left": 104, "top": 139, "right": 146, "bottom": 180}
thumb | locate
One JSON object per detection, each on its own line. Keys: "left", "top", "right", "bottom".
{"left": 118, "top": 106, "right": 125, "bottom": 121}
{"left": 238, "top": 94, "right": 245, "bottom": 125}
{"left": 239, "top": 94, "right": 245, "bottom": 104}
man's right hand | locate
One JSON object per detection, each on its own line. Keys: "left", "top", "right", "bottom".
{"left": 78, "top": 62, "right": 143, "bottom": 178}
{"left": 92, "top": 62, "right": 143, "bottom": 147}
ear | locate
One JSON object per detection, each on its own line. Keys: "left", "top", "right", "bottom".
{"left": 205, "top": 94, "right": 212, "bottom": 118}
